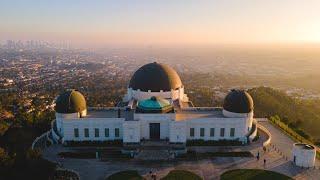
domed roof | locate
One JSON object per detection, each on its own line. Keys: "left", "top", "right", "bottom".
{"left": 129, "top": 62, "right": 182, "bottom": 92}
{"left": 55, "top": 89, "right": 86, "bottom": 114}
{"left": 136, "top": 96, "right": 173, "bottom": 113}
{"left": 223, "top": 89, "right": 254, "bottom": 113}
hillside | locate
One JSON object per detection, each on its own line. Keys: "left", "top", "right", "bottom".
{"left": 248, "top": 87, "right": 320, "bottom": 141}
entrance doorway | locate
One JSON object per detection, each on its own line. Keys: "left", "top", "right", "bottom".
{"left": 149, "top": 123, "right": 160, "bottom": 140}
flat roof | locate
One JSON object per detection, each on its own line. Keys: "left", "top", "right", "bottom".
{"left": 84, "top": 107, "right": 226, "bottom": 120}
{"left": 294, "top": 143, "right": 315, "bottom": 150}
{"left": 85, "top": 108, "right": 126, "bottom": 118}
{"left": 175, "top": 108, "right": 224, "bottom": 121}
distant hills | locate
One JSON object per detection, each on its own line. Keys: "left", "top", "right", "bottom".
{"left": 248, "top": 87, "right": 320, "bottom": 141}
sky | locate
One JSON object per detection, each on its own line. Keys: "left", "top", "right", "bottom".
{"left": 1, "top": 0, "right": 320, "bottom": 47}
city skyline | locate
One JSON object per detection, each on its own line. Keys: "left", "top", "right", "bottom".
{"left": 1, "top": 0, "right": 320, "bottom": 47}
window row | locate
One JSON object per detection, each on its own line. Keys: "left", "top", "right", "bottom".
{"left": 74, "top": 128, "right": 120, "bottom": 138}
{"left": 189, "top": 128, "right": 235, "bottom": 137}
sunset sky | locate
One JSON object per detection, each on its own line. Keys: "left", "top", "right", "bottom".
{"left": 1, "top": 0, "right": 320, "bottom": 47}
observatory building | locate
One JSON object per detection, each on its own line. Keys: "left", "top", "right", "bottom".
{"left": 292, "top": 143, "right": 316, "bottom": 167}
{"left": 51, "top": 62, "right": 257, "bottom": 145}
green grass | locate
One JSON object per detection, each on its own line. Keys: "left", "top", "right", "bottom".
{"left": 106, "top": 170, "right": 144, "bottom": 180}
{"left": 220, "top": 169, "right": 293, "bottom": 180}
{"left": 161, "top": 170, "right": 202, "bottom": 180}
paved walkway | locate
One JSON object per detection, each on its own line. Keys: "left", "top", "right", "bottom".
{"left": 42, "top": 121, "right": 320, "bottom": 180}
{"left": 259, "top": 121, "right": 320, "bottom": 167}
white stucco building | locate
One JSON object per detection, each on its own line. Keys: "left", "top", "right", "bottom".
{"left": 51, "top": 62, "right": 257, "bottom": 145}
{"left": 292, "top": 143, "right": 316, "bottom": 167}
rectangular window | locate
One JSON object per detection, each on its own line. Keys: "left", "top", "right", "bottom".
{"left": 115, "top": 128, "right": 120, "bottom": 137}
{"left": 200, "top": 128, "right": 205, "bottom": 137}
{"left": 210, "top": 128, "right": 215, "bottom": 137}
{"left": 220, "top": 128, "right": 225, "bottom": 137}
{"left": 105, "top": 128, "right": 109, "bottom": 137}
{"left": 84, "top": 128, "right": 89, "bottom": 137}
{"left": 190, "top": 128, "right": 195, "bottom": 137}
{"left": 230, "top": 128, "right": 235, "bottom": 137}
{"left": 74, "top": 128, "right": 79, "bottom": 138}
{"left": 95, "top": 128, "right": 99, "bottom": 137}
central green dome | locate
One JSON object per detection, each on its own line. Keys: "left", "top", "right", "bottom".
{"left": 55, "top": 89, "right": 87, "bottom": 114}
{"left": 136, "top": 96, "right": 173, "bottom": 113}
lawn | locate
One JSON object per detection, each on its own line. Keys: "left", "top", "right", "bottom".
{"left": 161, "top": 170, "right": 202, "bottom": 180}
{"left": 106, "top": 170, "right": 144, "bottom": 180}
{"left": 220, "top": 169, "right": 293, "bottom": 180}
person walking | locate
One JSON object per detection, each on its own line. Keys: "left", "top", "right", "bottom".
{"left": 264, "top": 159, "right": 266, "bottom": 168}
{"left": 153, "top": 172, "right": 157, "bottom": 180}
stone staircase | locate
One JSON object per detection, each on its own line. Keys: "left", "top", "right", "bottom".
{"left": 135, "top": 149, "right": 173, "bottom": 160}
{"left": 133, "top": 141, "right": 185, "bottom": 160}
{"left": 100, "top": 149, "right": 131, "bottom": 161}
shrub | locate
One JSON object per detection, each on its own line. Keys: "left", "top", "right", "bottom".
{"left": 252, "top": 133, "right": 260, "bottom": 142}
{"left": 58, "top": 152, "right": 96, "bottom": 159}
{"left": 294, "top": 129, "right": 311, "bottom": 140}
{"left": 176, "top": 151, "right": 253, "bottom": 160}
{"left": 64, "top": 140, "right": 123, "bottom": 147}
{"left": 186, "top": 139, "right": 242, "bottom": 146}
{"left": 54, "top": 169, "right": 80, "bottom": 180}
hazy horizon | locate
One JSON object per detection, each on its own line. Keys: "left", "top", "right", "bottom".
{"left": 1, "top": 0, "right": 320, "bottom": 48}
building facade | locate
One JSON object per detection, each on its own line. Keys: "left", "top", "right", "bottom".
{"left": 51, "top": 62, "right": 257, "bottom": 145}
